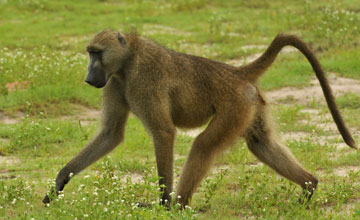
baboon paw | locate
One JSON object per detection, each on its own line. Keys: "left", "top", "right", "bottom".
{"left": 42, "top": 187, "right": 60, "bottom": 204}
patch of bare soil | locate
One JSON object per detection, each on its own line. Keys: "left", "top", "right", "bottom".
{"left": 61, "top": 106, "right": 100, "bottom": 126}
{"left": 0, "top": 175, "right": 17, "bottom": 180}
{"left": 322, "top": 198, "right": 360, "bottom": 216}
{"left": 143, "top": 24, "right": 192, "bottom": 37}
{"left": 333, "top": 166, "right": 360, "bottom": 177}
{"left": 0, "top": 168, "right": 17, "bottom": 180}
{"left": 78, "top": 107, "right": 100, "bottom": 126}
{"left": 281, "top": 131, "right": 312, "bottom": 142}
{"left": 0, "top": 111, "right": 24, "bottom": 124}
{"left": 266, "top": 73, "right": 360, "bottom": 105}
{"left": 174, "top": 153, "right": 186, "bottom": 160}
{"left": 0, "top": 138, "right": 10, "bottom": 145}
{"left": 120, "top": 173, "right": 143, "bottom": 184}
{"left": 177, "top": 128, "right": 203, "bottom": 138}
{"left": 299, "top": 108, "right": 339, "bottom": 133}
{"left": 212, "top": 164, "right": 230, "bottom": 175}
{"left": 0, "top": 156, "right": 20, "bottom": 166}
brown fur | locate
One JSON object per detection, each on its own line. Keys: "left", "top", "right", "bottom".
{"left": 43, "top": 30, "right": 357, "bottom": 207}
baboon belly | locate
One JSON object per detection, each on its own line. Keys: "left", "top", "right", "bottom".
{"left": 170, "top": 101, "right": 214, "bottom": 128}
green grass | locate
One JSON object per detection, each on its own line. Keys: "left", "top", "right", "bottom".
{"left": 1, "top": 0, "right": 360, "bottom": 219}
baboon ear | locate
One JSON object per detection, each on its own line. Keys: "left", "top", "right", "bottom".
{"left": 117, "top": 32, "right": 126, "bottom": 47}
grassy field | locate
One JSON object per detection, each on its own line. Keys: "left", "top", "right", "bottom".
{"left": 1, "top": 0, "right": 360, "bottom": 219}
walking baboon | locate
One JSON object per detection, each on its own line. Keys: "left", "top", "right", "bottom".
{"left": 43, "top": 30, "right": 357, "bottom": 207}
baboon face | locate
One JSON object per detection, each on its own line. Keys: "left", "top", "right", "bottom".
{"left": 85, "top": 30, "right": 127, "bottom": 88}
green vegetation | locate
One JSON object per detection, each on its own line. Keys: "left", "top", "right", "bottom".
{"left": 0, "top": 0, "right": 359, "bottom": 219}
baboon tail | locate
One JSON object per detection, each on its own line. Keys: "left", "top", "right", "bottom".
{"left": 240, "top": 34, "right": 357, "bottom": 149}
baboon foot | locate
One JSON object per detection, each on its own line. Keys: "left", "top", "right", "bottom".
{"left": 173, "top": 198, "right": 188, "bottom": 210}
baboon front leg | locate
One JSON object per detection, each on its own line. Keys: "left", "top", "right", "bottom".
{"left": 43, "top": 79, "right": 129, "bottom": 204}
{"left": 43, "top": 112, "right": 129, "bottom": 203}
{"left": 245, "top": 113, "right": 318, "bottom": 202}
{"left": 175, "top": 109, "right": 254, "bottom": 207}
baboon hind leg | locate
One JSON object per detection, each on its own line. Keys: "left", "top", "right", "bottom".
{"left": 244, "top": 109, "right": 318, "bottom": 201}
{"left": 175, "top": 106, "right": 255, "bottom": 207}
{"left": 135, "top": 102, "right": 176, "bottom": 207}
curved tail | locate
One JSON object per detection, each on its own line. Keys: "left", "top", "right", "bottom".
{"left": 239, "top": 34, "right": 357, "bottom": 149}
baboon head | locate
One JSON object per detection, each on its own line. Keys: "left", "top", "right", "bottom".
{"left": 85, "top": 30, "right": 128, "bottom": 88}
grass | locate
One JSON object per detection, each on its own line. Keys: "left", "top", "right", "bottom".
{"left": 1, "top": 0, "right": 360, "bottom": 219}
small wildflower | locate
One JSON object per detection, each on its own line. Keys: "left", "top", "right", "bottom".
{"left": 104, "top": 207, "right": 108, "bottom": 212}
{"left": 84, "top": 175, "right": 90, "bottom": 179}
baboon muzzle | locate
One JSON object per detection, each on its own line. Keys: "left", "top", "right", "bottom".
{"left": 85, "top": 69, "right": 106, "bottom": 88}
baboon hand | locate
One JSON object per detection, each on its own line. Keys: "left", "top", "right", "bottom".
{"left": 42, "top": 186, "right": 57, "bottom": 204}
{"left": 42, "top": 171, "right": 70, "bottom": 204}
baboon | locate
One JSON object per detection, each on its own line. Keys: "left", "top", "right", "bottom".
{"left": 43, "top": 30, "right": 357, "bottom": 208}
